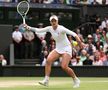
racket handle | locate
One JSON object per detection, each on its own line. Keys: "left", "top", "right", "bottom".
{"left": 23, "top": 17, "right": 25, "bottom": 24}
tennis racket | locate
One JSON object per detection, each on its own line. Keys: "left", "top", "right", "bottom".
{"left": 17, "top": 1, "right": 30, "bottom": 24}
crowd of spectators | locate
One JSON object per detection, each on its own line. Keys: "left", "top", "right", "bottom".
{"left": 0, "top": 0, "right": 108, "bottom": 5}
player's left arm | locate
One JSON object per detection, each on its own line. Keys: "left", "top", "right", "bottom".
{"left": 63, "top": 26, "right": 85, "bottom": 49}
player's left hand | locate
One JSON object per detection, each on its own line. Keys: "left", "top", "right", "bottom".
{"left": 79, "top": 42, "right": 85, "bottom": 49}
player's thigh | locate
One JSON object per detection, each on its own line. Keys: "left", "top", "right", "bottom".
{"left": 47, "top": 49, "right": 60, "bottom": 63}
{"left": 61, "top": 53, "right": 71, "bottom": 67}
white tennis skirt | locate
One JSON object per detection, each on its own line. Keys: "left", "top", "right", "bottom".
{"left": 55, "top": 45, "right": 72, "bottom": 57}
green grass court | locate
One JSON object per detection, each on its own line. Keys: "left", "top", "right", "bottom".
{"left": 0, "top": 77, "right": 108, "bottom": 90}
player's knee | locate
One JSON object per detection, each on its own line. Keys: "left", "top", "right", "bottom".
{"left": 61, "top": 64, "right": 68, "bottom": 71}
{"left": 46, "top": 59, "right": 52, "bottom": 65}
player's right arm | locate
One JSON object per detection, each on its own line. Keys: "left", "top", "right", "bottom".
{"left": 24, "top": 25, "right": 49, "bottom": 33}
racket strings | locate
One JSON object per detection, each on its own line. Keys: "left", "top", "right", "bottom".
{"left": 17, "top": 2, "right": 29, "bottom": 16}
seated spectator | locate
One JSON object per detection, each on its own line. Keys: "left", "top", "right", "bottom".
{"left": 71, "top": 49, "right": 77, "bottom": 66}
{"left": 49, "top": 40, "right": 56, "bottom": 51}
{"left": 93, "top": 53, "right": 103, "bottom": 66}
{"left": 98, "top": 46, "right": 106, "bottom": 61}
{"left": 40, "top": 45, "right": 48, "bottom": 64}
{"left": 103, "top": 51, "right": 108, "bottom": 66}
{"left": 83, "top": 55, "right": 93, "bottom": 65}
{"left": 0, "top": 54, "right": 7, "bottom": 66}
{"left": 103, "top": 39, "right": 108, "bottom": 53}
{"left": 85, "top": 35, "right": 96, "bottom": 53}
{"left": 80, "top": 49, "right": 88, "bottom": 64}
{"left": 95, "top": 41, "right": 103, "bottom": 51}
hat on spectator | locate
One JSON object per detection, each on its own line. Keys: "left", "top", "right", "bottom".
{"left": 49, "top": 15, "right": 58, "bottom": 21}
{"left": 87, "top": 34, "right": 92, "bottom": 38}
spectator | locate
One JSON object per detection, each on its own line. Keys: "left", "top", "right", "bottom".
{"left": 95, "top": 41, "right": 103, "bottom": 51}
{"left": 12, "top": 25, "right": 23, "bottom": 59}
{"left": 49, "top": 40, "right": 56, "bottom": 51}
{"left": 101, "top": 16, "right": 108, "bottom": 30}
{"left": 93, "top": 53, "right": 103, "bottom": 66}
{"left": 80, "top": 49, "right": 88, "bottom": 64}
{"left": 0, "top": 54, "right": 7, "bottom": 66}
{"left": 23, "top": 30, "right": 35, "bottom": 59}
{"left": 103, "top": 51, "right": 108, "bottom": 66}
{"left": 85, "top": 34, "right": 96, "bottom": 53}
{"left": 83, "top": 55, "right": 93, "bottom": 65}
{"left": 71, "top": 51, "right": 77, "bottom": 66}
{"left": 93, "top": 29, "right": 101, "bottom": 43}
{"left": 98, "top": 46, "right": 106, "bottom": 61}
{"left": 103, "top": 38, "right": 108, "bottom": 53}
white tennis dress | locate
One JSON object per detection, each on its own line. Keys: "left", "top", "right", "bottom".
{"left": 29, "top": 25, "right": 77, "bottom": 57}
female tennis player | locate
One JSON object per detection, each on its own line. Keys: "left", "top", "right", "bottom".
{"left": 24, "top": 15, "right": 84, "bottom": 88}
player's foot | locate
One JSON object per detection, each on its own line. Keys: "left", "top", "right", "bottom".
{"left": 73, "top": 78, "right": 80, "bottom": 88}
{"left": 38, "top": 80, "right": 48, "bottom": 86}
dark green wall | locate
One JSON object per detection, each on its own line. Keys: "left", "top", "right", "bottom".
{"left": 0, "top": 25, "right": 13, "bottom": 61}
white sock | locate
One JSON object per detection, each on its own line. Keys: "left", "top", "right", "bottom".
{"left": 73, "top": 77, "right": 78, "bottom": 81}
{"left": 44, "top": 76, "right": 49, "bottom": 81}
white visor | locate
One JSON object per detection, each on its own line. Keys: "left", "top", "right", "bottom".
{"left": 49, "top": 15, "right": 58, "bottom": 21}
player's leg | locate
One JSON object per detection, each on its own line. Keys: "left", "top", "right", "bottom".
{"left": 60, "top": 53, "right": 80, "bottom": 88}
{"left": 39, "top": 50, "right": 60, "bottom": 86}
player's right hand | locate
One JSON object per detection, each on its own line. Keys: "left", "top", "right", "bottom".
{"left": 23, "top": 24, "right": 30, "bottom": 30}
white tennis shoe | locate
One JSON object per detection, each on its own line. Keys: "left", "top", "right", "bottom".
{"left": 73, "top": 78, "right": 80, "bottom": 88}
{"left": 38, "top": 80, "right": 49, "bottom": 86}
